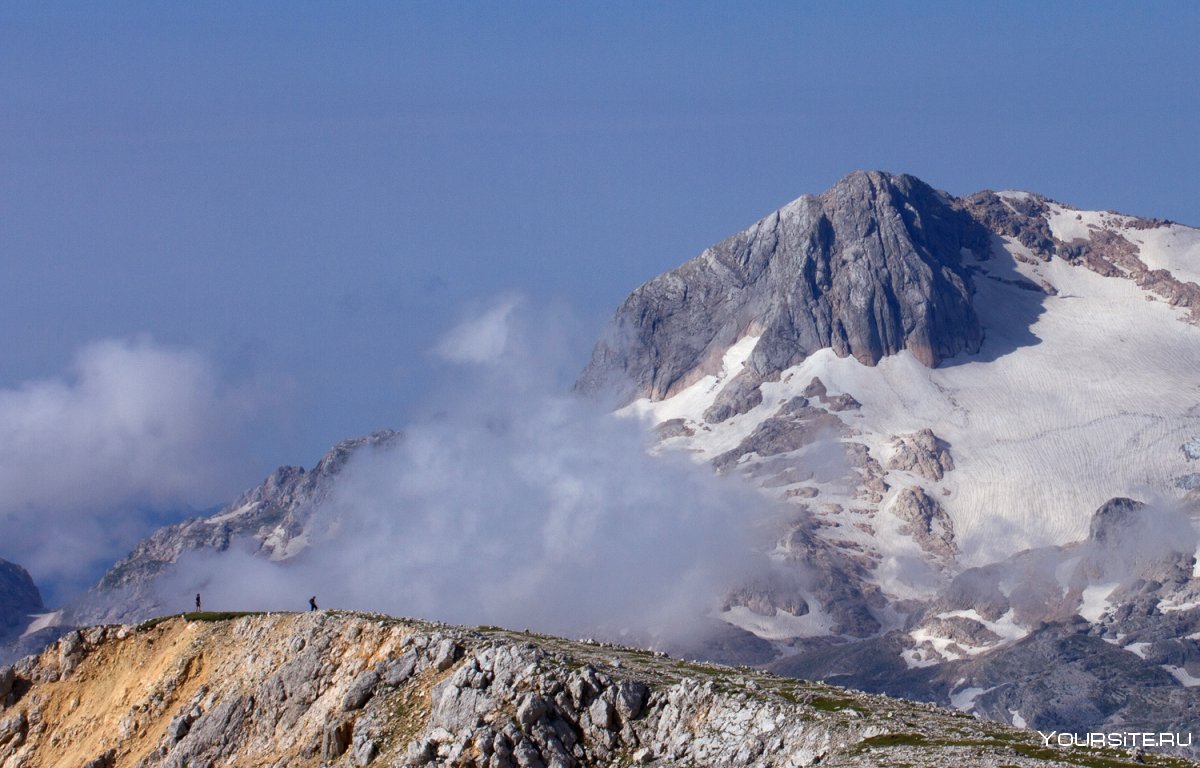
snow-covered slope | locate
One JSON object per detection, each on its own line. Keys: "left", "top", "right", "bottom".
{"left": 592, "top": 176, "right": 1200, "bottom": 740}
{"left": 574, "top": 175, "right": 1200, "bottom": 743}
{"left": 628, "top": 224, "right": 1200, "bottom": 559}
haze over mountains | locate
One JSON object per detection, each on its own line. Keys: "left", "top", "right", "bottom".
{"left": 5, "top": 170, "right": 1199, "bottom": 753}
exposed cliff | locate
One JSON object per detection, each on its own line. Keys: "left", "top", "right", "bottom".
{"left": 577, "top": 171, "right": 987, "bottom": 409}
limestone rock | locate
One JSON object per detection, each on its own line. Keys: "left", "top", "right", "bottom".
{"left": 342, "top": 669, "right": 380, "bottom": 711}
{"left": 887, "top": 429, "right": 955, "bottom": 481}
{"left": 703, "top": 368, "right": 766, "bottom": 423}
{"left": 1088, "top": 496, "right": 1145, "bottom": 546}
{"left": 578, "top": 171, "right": 987, "bottom": 405}
{"left": 82, "top": 750, "right": 115, "bottom": 768}
{"left": 653, "top": 418, "right": 694, "bottom": 440}
{"left": 889, "top": 488, "right": 956, "bottom": 563}
{"left": 801, "top": 377, "right": 861, "bottom": 412}
{"left": 322, "top": 719, "right": 354, "bottom": 761}
{"left": 712, "top": 397, "right": 845, "bottom": 474}
{"left": 0, "top": 612, "right": 1183, "bottom": 766}
{"left": 381, "top": 651, "right": 418, "bottom": 686}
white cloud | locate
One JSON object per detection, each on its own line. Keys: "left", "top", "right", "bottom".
{"left": 159, "top": 301, "right": 773, "bottom": 645}
{"left": 433, "top": 295, "right": 522, "bottom": 364}
{"left": 0, "top": 337, "right": 256, "bottom": 593}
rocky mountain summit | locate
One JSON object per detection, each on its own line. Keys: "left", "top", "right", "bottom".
{"left": 580, "top": 170, "right": 1200, "bottom": 744}
{"left": 2, "top": 611, "right": 1194, "bottom": 768}
{"left": 577, "top": 171, "right": 987, "bottom": 411}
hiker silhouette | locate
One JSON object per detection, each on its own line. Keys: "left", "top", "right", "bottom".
{"left": 309, "top": 596, "right": 318, "bottom": 612}
{"left": 195, "top": 593, "right": 201, "bottom": 612}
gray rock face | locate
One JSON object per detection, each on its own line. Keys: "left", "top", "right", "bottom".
{"left": 578, "top": 171, "right": 988, "bottom": 405}
{"left": 380, "top": 651, "right": 418, "bottom": 686}
{"left": 712, "top": 397, "right": 844, "bottom": 474}
{"left": 703, "top": 368, "right": 765, "bottom": 423}
{"left": 771, "top": 496, "right": 1200, "bottom": 756}
{"left": 886, "top": 429, "right": 955, "bottom": 482}
{"left": 945, "top": 620, "right": 1200, "bottom": 744}
{"left": 0, "top": 561, "right": 43, "bottom": 644}
{"left": 81, "top": 750, "right": 115, "bottom": 768}
{"left": 69, "top": 430, "right": 400, "bottom": 626}
{"left": 801, "top": 377, "right": 861, "bottom": 412}
{"left": 1087, "top": 496, "right": 1145, "bottom": 546}
{"left": 341, "top": 669, "right": 380, "bottom": 711}
{"left": 957, "top": 190, "right": 1060, "bottom": 260}
{"left": 888, "top": 488, "right": 956, "bottom": 564}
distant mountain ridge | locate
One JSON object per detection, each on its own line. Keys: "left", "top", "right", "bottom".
{"left": 66, "top": 430, "right": 399, "bottom": 627}
{"left": 0, "top": 560, "right": 43, "bottom": 643}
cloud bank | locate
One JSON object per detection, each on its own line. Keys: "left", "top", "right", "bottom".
{"left": 0, "top": 337, "right": 257, "bottom": 596}
{"left": 163, "top": 300, "right": 772, "bottom": 644}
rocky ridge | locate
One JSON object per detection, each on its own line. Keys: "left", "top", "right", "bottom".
{"left": 67, "top": 431, "right": 400, "bottom": 627}
{"left": 1, "top": 611, "right": 1194, "bottom": 768}
{"left": 770, "top": 497, "right": 1200, "bottom": 754}
{"left": 959, "top": 191, "right": 1199, "bottom": 321}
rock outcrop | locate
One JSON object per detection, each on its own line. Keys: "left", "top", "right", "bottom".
{"left": 0, "top": 611, "right": 1175, "bottom": 768}
{"left": 960, "top": 191, "right": 1200, "bottom": 322}
{"left": 886, "top": 429, "right": 954, "bottom": 482}
{"left": 888, "top": 488, "right": 957, "bottom": 564}
{"left": 1087, "top": 496, "right": 1146, "bottom": 546}
{"left": 577, "top": 171, "right": 988, "bottom": 405}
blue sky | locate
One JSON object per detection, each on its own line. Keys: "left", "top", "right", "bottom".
{"left": 1, "top": 3, "right": 1198, "bottom": 592}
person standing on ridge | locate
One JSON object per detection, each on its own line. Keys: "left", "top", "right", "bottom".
{"left": 195, "top": 593, "right": 201, "bottom": 612}
{"left": 309, "top": 596, "right": 318, "bottom": 612}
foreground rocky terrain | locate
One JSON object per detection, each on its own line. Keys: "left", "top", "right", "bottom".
{"left": 1, "top": 611, "right": 1195, "bottom": 768}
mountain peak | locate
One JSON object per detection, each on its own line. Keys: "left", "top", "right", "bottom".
{"left": 577, "top": 171, "right": 986, "bottom": 410}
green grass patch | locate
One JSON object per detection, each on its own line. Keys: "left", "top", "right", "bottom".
{"left": 183, "top": 611, "right": 263, "bottom": 622}
{"left": 136, "top": 611, "right": 266, "bottom": 632}
{"left": 775, "top": 688, "right": 801, "bottom": 705}
{"left": 674, "top": 660, "right": 738, "bottom": 680}
{"left": 856, "top": 733, "right": 1188, "bottom": 768}
{"left": 809, "top": 695, "right": 868, "bottom": 715}
{"left": 856, "top": 732, "right": 929, "bottom": 749}
{"left": 135, "top": 614, "right": 180, "bottom": 632}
